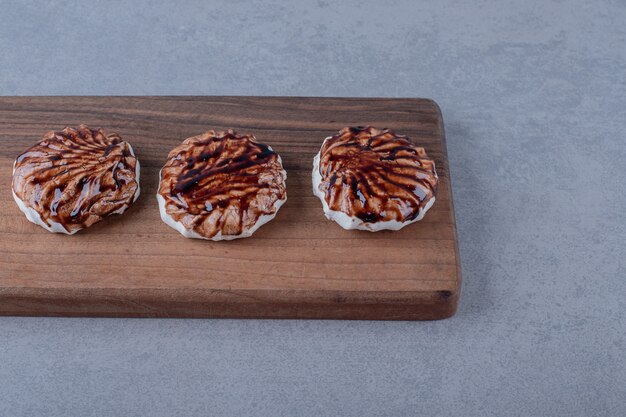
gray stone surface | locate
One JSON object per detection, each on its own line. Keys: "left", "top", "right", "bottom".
{"left": 1, "top": 0, "right": 625, "bottom": 415}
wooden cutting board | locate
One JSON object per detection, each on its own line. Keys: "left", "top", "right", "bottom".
{"left": 0, "top": 97, "right": 460, "bottom": 320}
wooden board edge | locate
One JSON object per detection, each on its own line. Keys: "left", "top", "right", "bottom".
{"left": 421, "top": 97, "right": 462, "bottom": 316}
{"left": 0, "top": 287, "right": 459, "bottom": 320}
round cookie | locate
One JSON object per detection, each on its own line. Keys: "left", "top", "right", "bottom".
{"left": 12, "top": 125, "right": 140, "bottom": 234}
{"left": 157, "top": 130, "right": 287, "bottom": 240}
{"left": 312, "top": 126, "right": 437, "bottom": 231}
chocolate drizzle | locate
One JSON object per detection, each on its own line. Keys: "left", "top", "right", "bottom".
{"left": 11, "top": 125, "right": 140, "bottom": 233}
{"left": 158, "top": 130, "right": 287, "bottom": 239}
{"left": 316, "top": 126, "right": 437, "bottom": 223}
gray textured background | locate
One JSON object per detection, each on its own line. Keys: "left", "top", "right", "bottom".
{"left": 1, "top": 0, "right": 625, "bottom": 416}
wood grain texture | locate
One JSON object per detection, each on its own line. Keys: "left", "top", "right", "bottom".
{"left": 0, "top": 97, "right": 461, "bottom": 320}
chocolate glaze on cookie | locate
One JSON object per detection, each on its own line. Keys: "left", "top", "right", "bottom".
{"left": 313, "top": 126, "right": 437, "bottom": 231}
{"left": 157, "top": 130, "right": 287, "bottom": 240}
{"left": 12, "top": 125, "right": 140, "bottom": 234}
